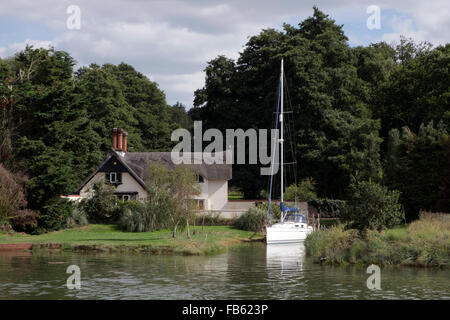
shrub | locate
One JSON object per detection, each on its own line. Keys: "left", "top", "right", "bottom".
{"left": 10, "top": 209, "right": 38, "bottom": 233}
{"left": 304, "top": 224, "right": 359, "bottom": 264}
{"left": 234, "top": 207, "right": 266, "bottom": 232}
{"left": 283, "top": 178, "right": 317, "bottom": 202}
{"left": 119, "top": 201, "right": 150, "bottom": 232}
{"left": 79, "top": 182, "right": 121, "bottom": 223}
{"left": 256, "top": 202, "right": 281, "bottom": 220}
{"left": 66, "top": 206, "right": 89, "bottom": 228}
{"left": 37, "top": 197, "right": 73, "bottom": 232}
{"left": 342, "top": 180, "right": 404, "bottom": 231}
{"left": 304, "top": 213, "right": 450, "bottom": 267}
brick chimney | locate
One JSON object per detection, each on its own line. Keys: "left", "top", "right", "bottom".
{"left": 123, "top": 131, "right": 128, "bottom": 152}
{"left": 112, "top": 128, "right": 128, "bottom": 154}
{"left": 112, "top": 128, "right": 119, "bottom": 150}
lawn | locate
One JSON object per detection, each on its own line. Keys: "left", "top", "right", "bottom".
{"left": 0, "top": 224, "right": 264, "bottom": 255}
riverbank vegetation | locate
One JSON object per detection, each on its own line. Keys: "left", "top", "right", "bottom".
{"left": 305, "top": 212, "right": 449, "bottom": 268}
{"left": 0, "top": 7, "right": 449, "bottom": 235}
{"left": 0, "top": 224, "right": 263, "bottom": 255}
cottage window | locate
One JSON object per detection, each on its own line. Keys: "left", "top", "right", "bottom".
{"left": 122, "top": 195, "right": 130, "bottom": 201}
{"left": 197, "top": 175, "right": 204, "bottom": 183}
{"left": 110, "top": 172, "right": 118, "bottom": 183}
{"left": 107, "top": 172, "right": 122, "bottom": 183}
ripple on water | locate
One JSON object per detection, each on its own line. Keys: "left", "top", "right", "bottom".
{"left": 0, "top": 244, "right": 449, "bottom": 300}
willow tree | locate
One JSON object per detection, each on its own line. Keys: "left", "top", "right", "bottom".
{"left": 145, "top": 163, "right": 200, "bottom": 237}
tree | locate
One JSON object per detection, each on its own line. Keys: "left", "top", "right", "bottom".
{"left": 193, "top": 7, "right": 382, "bottom": 199}
{"left": 0, "top": 164, "right": 26, "bottom": 225}
{"left": 284, "top": 178, "right": 317, "bottom": 201}
{"left": 102, "top": 63, "right": 174, "bottom": 151}
{"left": 342, "top": 180, "right": 404, "bottom": 231}
{"left": 123, "top": 163, "right": 201, "bottom": 236}
{"left": 375, "top": 42, "right": 449, "bottom": 139}
{"left": 384, "top": 122, "right": 448, "bottom": 220}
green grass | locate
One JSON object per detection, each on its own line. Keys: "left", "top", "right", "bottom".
{"left": 0, "top": 224, "right": 264, "bottom": 255}
{"left": 305, "top": 212, "right": 450, "bottom": 268}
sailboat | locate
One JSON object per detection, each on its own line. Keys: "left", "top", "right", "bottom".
{"left": 266, "top": 59, "right": 313, "bottom": 244}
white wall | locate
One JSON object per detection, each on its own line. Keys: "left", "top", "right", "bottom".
{"left": 80, "top": 172, "right": 148, "bottom": 201}
{"left": 207, "top": 180, "right": 228, "bottom": 210}
{"left": 193, "top": 179, "right": 228, "bottom": 210}
{"left": 80, "top": 172, "right": 227, "bottom": 209}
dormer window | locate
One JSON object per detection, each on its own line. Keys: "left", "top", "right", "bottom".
{"left": 197, "top": 175, "right": 204, "bottom": 183}
{"left": 105, "top": 172, "right": 122, "bottom": 184}
{"left": 110, "top": 172, "right": 118, "bottom": 183}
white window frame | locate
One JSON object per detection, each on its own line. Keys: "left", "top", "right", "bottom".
{"left": 110, "top": 172, "right": 117, "bottom": 183}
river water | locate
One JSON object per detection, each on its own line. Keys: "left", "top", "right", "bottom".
{"left": 0, "top": 243, "right": 448, "bottom": 300}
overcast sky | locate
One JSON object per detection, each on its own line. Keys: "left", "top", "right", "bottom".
{"left": 1, "top": 0, "right": 448, "bottom": 108}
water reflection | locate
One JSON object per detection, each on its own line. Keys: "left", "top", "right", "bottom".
{"left": 266, "top": 243, "right": 305, "bottom": 273}
{"left": 0, "top": 245, "right": 449, "bottom": 300}
{"left": 265, "top": 243, "right": 307, "bottom": 299}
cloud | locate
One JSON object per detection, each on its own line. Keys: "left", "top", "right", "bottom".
{"left": 0, "top": 0, "right": 449, "bottom": 106}
{"left": 0, "top": 39, "right": 52, "bottom": 57}
{"left": 381, "top": 2, "right": 449, "bottom": 45}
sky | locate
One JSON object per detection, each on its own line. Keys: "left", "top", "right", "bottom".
{"left": 0, "top": 0, "right": 449, "bottom": 108}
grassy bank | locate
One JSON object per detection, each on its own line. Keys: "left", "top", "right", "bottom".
{"left": 0, "top": 224, "right": 264, "bottom": 255}
{"left": 305, "top": 213, "right": 449, "bottom": 268}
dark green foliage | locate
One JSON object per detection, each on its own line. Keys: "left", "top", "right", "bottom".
{"left": 0, "top": 46, "right": 185, "bottom": 233}
{"left": 37, "top": 197, "right": 73, "bottom": 232}
{"left": 10, "top": 210, "right": 37, "bottom": 233}
{"left": 437, "top": 137, "right": 450, "bottom": 212}
{"left": 385, "top": 122, "right": 449, "bottom": 220}
{"left": 284, "top": 178, "right": 317, "bottom": 201}
{"left": 342, "top": 180, "right": 404, "bottom": 231}
{"left": 308, "top": 199, "right": 346, "bottom": 218}
{"left": 234, "top": 207, "right": 266, "bottom": 232}
{"left": 375, "top": 40, "right": 449, "bottom": 137}
{"left": 79, "top": 182, "right": 121, "bottom": 223}
{"left": 1, "top": 7, "right": 449, "bottom": 236}
{"left": 193, "top": 8, "right": 382, "bottom": 199}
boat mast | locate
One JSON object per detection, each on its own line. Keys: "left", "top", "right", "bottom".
{"left": 280, "top": 59, "right": 284, "bottom": 222}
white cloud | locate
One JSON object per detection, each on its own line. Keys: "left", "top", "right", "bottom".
{"left": 0, "top": 0, "right": 449, "bottom": 107}
{"left": 0, "top": 39, "right": 52, "bottom": 57}
{"left": 381, "top": 2, "right": 449, "bottom": 46}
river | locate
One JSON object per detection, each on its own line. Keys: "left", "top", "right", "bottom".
{"left": 0, "top": 243, "right": 448, "bottom": 299}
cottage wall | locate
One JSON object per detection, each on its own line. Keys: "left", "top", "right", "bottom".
{"left": 80, "top": 172, "right": 148, "bottom": 201}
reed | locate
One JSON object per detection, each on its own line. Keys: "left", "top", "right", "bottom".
{"left": 304, "top": 212, "right": 450, "bottom": 268}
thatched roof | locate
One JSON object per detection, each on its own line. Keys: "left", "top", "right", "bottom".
{"left": 122, "top": 151, "right": 232, "bottom": 181}
{"left": 75, "top": 150, "right": 232, "bottom": 194}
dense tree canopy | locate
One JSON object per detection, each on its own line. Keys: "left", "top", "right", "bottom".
{"left": 0, "top": 46, "right": 190, "bottom": 231}
{"left": 0, "top": 7, "right": 448, "bottom": 232}
{"left": 191, "top": 7, "right": 449, "bottom": 219}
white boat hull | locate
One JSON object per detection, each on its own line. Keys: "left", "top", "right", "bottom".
{"left": 266, "top": 223, "right": 313, "bottom": 244}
